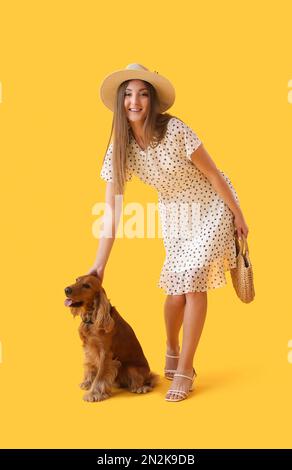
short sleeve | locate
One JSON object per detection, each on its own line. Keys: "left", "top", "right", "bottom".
{"left": 174, "top": 118, "right": 202, "bottom": 161}
{"left": 100, "top": 143, "right": 113, "bottom": 182}
{"left": 100, "top": 142, "right": 134, "bottom": 182}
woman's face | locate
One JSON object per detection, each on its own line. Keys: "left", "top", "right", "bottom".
{"left": 124, "top": 79, "right": 150, "bottom": 124}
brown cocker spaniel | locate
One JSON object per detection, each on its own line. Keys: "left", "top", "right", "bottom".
{"left": 64, "top": 273, "right": 159, "bottom": 402}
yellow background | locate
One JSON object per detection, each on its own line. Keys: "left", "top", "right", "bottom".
{"left": 0, "top": 0, "right": 291, "bottom": 449}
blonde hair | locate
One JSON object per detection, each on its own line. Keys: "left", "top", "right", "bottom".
{"left": 103, "top": 79, "right": 175, "bottom": 194}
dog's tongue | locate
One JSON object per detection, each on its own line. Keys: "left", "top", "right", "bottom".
{"left": 64, "top": 298, "right": 73, "bottom": 307}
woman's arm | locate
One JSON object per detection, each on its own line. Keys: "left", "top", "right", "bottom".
{"left": 89, "top": 182, "right": 123, "bottom": 278}
{"left": 190, "top": 144, "right": 249, "bottom": 238}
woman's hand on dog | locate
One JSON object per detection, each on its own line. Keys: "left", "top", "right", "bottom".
{"left": 87, "top": 265, "right": 104, "bottom": 283}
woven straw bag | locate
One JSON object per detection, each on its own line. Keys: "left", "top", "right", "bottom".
{"left": 230, "top": 233, "right": 255, "bottom": 303}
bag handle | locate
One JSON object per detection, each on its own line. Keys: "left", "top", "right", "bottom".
{"left": 235, "top": 231, "right": 249, "bottom": 256}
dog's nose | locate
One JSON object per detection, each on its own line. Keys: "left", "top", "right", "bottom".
{"left": 64, "top": 287, "right": 72, "bottom": 295}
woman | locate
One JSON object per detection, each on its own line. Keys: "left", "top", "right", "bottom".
{"left": 88, "top": 63, "right": 249, "bottom": 402}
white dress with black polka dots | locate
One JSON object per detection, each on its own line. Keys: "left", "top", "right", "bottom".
{"left": 100, "top": 117, "right": 240, "bottom": 295}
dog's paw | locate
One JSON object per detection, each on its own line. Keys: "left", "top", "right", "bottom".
{"left": 131, "top": 385, "right": 152, "bottom": 394}
{"left": 79, "top": 380, "right": 92, "bottom": 390}
{"left": 83, "top": 391, "right": 110, "bottom": 402}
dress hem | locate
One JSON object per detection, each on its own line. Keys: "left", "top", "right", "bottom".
{"left": 157, "top": 277, "right": 228, "bottom": 295}
{"left": 157, "top": 256, "right": 236, "bottom": 296}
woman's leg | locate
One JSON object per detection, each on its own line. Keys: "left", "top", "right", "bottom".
{"left": 164, "top": 294, "right": 186, "bottom": 374}
{"left": 166, "top": 291, "right": 207, "bottom": 400}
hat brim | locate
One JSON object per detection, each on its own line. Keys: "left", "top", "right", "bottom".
{"left": 99, "top": 69, "right": 175, "bottom": 113}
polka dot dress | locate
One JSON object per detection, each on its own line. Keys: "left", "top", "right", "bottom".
{"left": 100, "top": 117, "right": 240, "bottom": 295}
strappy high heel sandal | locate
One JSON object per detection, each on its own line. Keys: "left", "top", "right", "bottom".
{"left": 165, "top": 369, "right": 197, "bottom": 402}
{"left": 164, "top": 353, "right": 180, "bottom": 380}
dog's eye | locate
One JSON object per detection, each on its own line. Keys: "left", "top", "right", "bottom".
{"left": 82, "top": 283, "right": 91, "bottom": 289}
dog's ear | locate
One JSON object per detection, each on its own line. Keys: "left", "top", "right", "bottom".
{"left": 93, "top": 288, "right": 114, "bottom": 333}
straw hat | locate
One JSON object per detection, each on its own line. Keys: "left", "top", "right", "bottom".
{"left": 99, "top": 63, "right": 175, "bottom": 113}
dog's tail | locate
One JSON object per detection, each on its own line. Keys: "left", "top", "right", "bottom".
{"left": 145, "top": 371, "right": 160, "bottom": 388}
